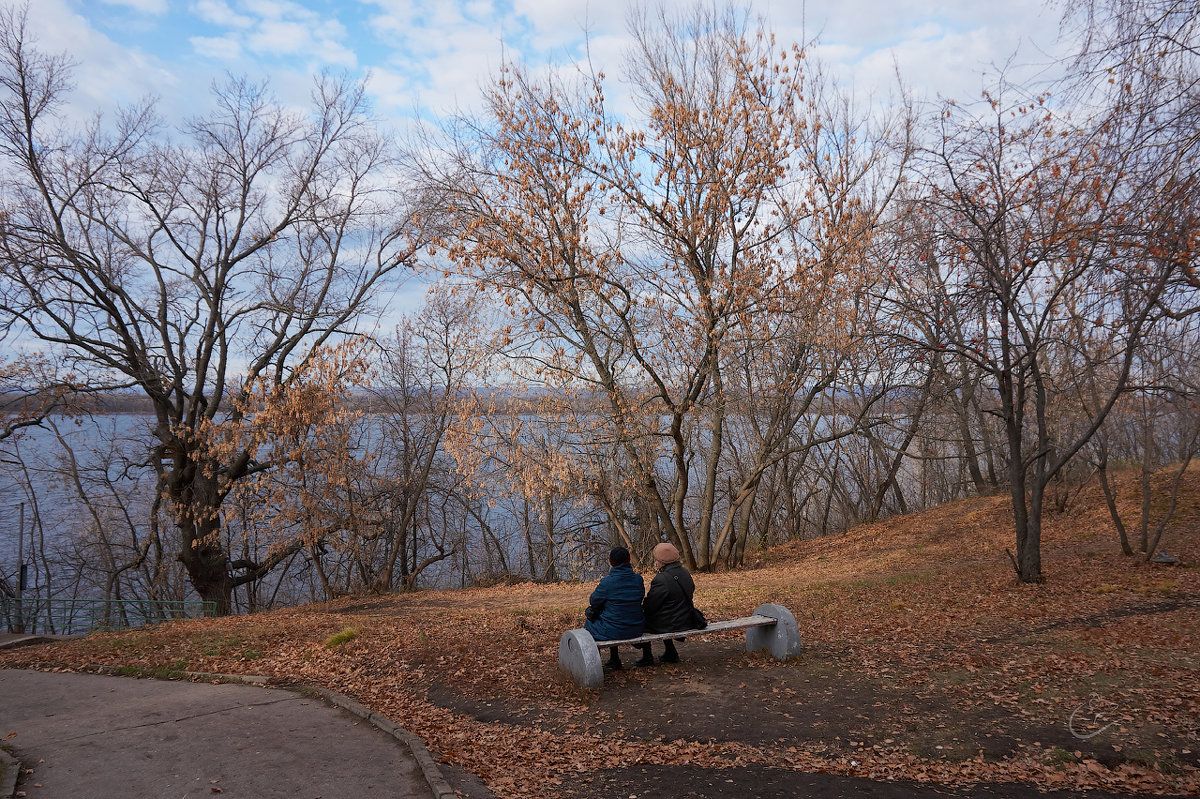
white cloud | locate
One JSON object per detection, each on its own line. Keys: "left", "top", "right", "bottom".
{"left": 909, "top": 21, "right": 945, "bottom": 41}
{"left": 247, "top": 19, "right": 356, "bottom": 67}
{"left": 190, "top": 35, "right": 243, "bottom": 61}
{"left": 463, "top": 0, "right": 494, "bottom": 20}
{"left": 358, "top": 0, "right": 1069, "bottom": 122}
{"left": 183, "top": 1, "right": 361, "bottom": 70}
{"left": 249, "top": 19, "right": 314, "bottom": 53}
{"left": 513, "top": 0, "right": 629, "bottom": 41}
{"left": 243, "top": 0, "right": 312, "bottom": 21}
{"left": 363, "top": 1, "right": 416, "bottom": 37}
{"left": 22, "top": 0, "right": 1080, "bottom": 137}
{"left": 21, "top": 0, "right": 176, "bottom": 117}
{"left": 812, "top": 42, "right": 864, "bottom": 65}
{"left": 364, "top": 66, "right": 416, "bottom": 112}
{"left": 99, "top": 0, "right": 168, "bottom": 14}
{"left": 360, "top": 0, "right": 632, "bottom": 119}
{"left": 191, "top": 0, "right": 254, "bottom": 28}
{"left": 766, "top": 0, "right": 1071, "bottom": 103}
{"left": 314, "top": 38, "right": 358, "bottom": 69}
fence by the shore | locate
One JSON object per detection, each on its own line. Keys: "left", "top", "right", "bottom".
{"left": 1, "top": 596, "right": 217, "bottom": 636}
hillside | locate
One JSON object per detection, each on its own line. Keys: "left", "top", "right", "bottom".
{"left": 3, "top": 470, "right": 1198, "bottom": 798}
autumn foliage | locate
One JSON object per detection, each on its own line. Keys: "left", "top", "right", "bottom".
{"left": 1, "top": 3, "right": 1197, "bottom": 796}
{"left": 4, "top": 467, "right": 1198, "bottom": 797}
{"left": 429, "top": 6, "right": 911, "bottom": 576}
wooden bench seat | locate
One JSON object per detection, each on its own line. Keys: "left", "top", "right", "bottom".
{"left": 593, "top": 614, "right": 778, "bottom": 647}
{"left": 558, "top": 603, "right": 802, "bottom": 688}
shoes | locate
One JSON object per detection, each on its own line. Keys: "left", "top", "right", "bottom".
{"left": 634, "top": 655, "right": 655, "bottom": 667}
{"left": 605, "top": 657, "right": 623, "bottom": 669}
{"left": 659, "top": 652, "right": 680, "bottom": 663}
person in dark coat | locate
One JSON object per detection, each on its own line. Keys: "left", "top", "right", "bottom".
{"left": 636, "top": 542, "right": 697, "bottom": 666}
{"left": 584, "top": 546, "right": 645, "bottom": 669}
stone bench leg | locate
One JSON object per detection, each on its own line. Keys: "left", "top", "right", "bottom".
{"left": 558, "top": 628, "right": 604, "bottom": 688}
{"left": 745, "top": 603, "right": 803, "bottom": 660}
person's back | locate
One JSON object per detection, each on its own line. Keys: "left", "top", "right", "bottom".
{"left": 584, "top": 547, "right": 645, "bottom": 656}
{"left": 637, "top": 543, "right": 698, "bottom": 665}
{"left": 643, "top": 560, "right": 695, "bottom": 633}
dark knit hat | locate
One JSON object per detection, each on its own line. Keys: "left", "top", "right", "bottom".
{"left": 608, "top": 546, "right": 630, "bottom": 565}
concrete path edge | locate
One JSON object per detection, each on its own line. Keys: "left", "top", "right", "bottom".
{"left": 10, "top": 664, "right": 457, "bottom": 799}
{"left": 0, "top": 748, "right": 19, "bottom": 799}
{"left": 308, "top": 686, "right": 457, "bottom": 799}
{"left": 0, "top": 635, "right": 60, "bottom": 650}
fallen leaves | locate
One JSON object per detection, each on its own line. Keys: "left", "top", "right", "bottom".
{"left": 1, "top": 477, "right": 1197, "bottom": 798}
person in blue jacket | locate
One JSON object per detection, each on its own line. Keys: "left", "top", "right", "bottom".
{"left": 584, "top": 546, "right": 645, "bottom": 669}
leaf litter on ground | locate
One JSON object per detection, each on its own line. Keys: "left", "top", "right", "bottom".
{"left": 3, "top": 469, "right": 1198, "bottom": 798}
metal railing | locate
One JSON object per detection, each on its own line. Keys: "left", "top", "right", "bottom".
{"left": 1, "top": 596, "right": 217, "bottom": 636}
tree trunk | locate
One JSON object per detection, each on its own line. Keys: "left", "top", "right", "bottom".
{"left": 1017, "top": 486, "right": 1045, "bottom": 583}
{"left": 869, "top": 370, "right": 934, "bottom": 520}
{"left": 171, "top": 465, "right": 234, "bottom": 615}
{"left": 1003, "top": 365, "right": 1042, "bottom": 584}
{"left": 730, "top": 489, "right": 754, "bottom": 567}
{"left": 1097, "top": 463, "right": 1135, "bottom": 556}
{"left": 956, "top": 402, "right": 988, "bottom": 493}
{"left": 695, "top": 362, "right": 725, "bottom": 570}
{"left": 178, "top": 519, "right": 233, "bottom": 615}
{"left": 542, "top": 495, "right": 558, "bottom": 582}
{"left": 1139, "top": 408, "right": 1155, "bottom": 554}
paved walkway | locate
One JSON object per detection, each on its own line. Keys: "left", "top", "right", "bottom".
{"left": 0, "top": 634, "right": 67, "bottom": 648}
{"left": 0, "top": 669, "right": 435, "bottom": 799}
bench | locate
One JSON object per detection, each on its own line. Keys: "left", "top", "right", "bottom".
{"left": 558, "top": 603, "right": 802, "bottom": 688}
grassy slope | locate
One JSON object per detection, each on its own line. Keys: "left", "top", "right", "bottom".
{"left": 2, "top": 469, "right": 1198, "bottom": 797}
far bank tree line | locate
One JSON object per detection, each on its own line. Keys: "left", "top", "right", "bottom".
{"left": 0, "top": 1, "right": 1197, "bottom": 615}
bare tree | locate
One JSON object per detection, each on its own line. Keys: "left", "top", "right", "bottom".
{"left": 0, "top": 7, "right": 426, "bottom": 612}
{"left": 0, "top": 354, "right": 80, "bottom": 444}
{"left": 902, "top": 76, "right": 1194, "bottom": 582}
{"left": 361, "top": 288, "right": 491, "bottom": 591}
{"left": 432, "top": 5, "right": 910, "bottom": 570}
{"left": 1062, "top": 0, "right": 1200, "bottom": 293}
{"left": 1087, "top": 320, "right": 1200, "bottom": 558}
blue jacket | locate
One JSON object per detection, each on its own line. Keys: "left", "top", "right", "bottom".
{"left": 583, "top": 561, "right": 645, "bottom": 642}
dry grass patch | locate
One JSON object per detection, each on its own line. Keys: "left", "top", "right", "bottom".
{"left": 3, "top": 470, "right": 1198, "bottom": 798}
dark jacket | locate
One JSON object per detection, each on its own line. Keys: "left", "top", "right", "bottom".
{"left": 642, "top": 561, "right": 698, "bottom": 634}
{"left": 583, "top": 561, "right": 645, "bottom": 641}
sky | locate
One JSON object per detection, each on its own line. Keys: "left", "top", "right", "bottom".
{"left": 18, "top": 0, "right": 1076, "bottom": 125}
{"left": 6, "top": 0, "right": 1078, "bottom": 321}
